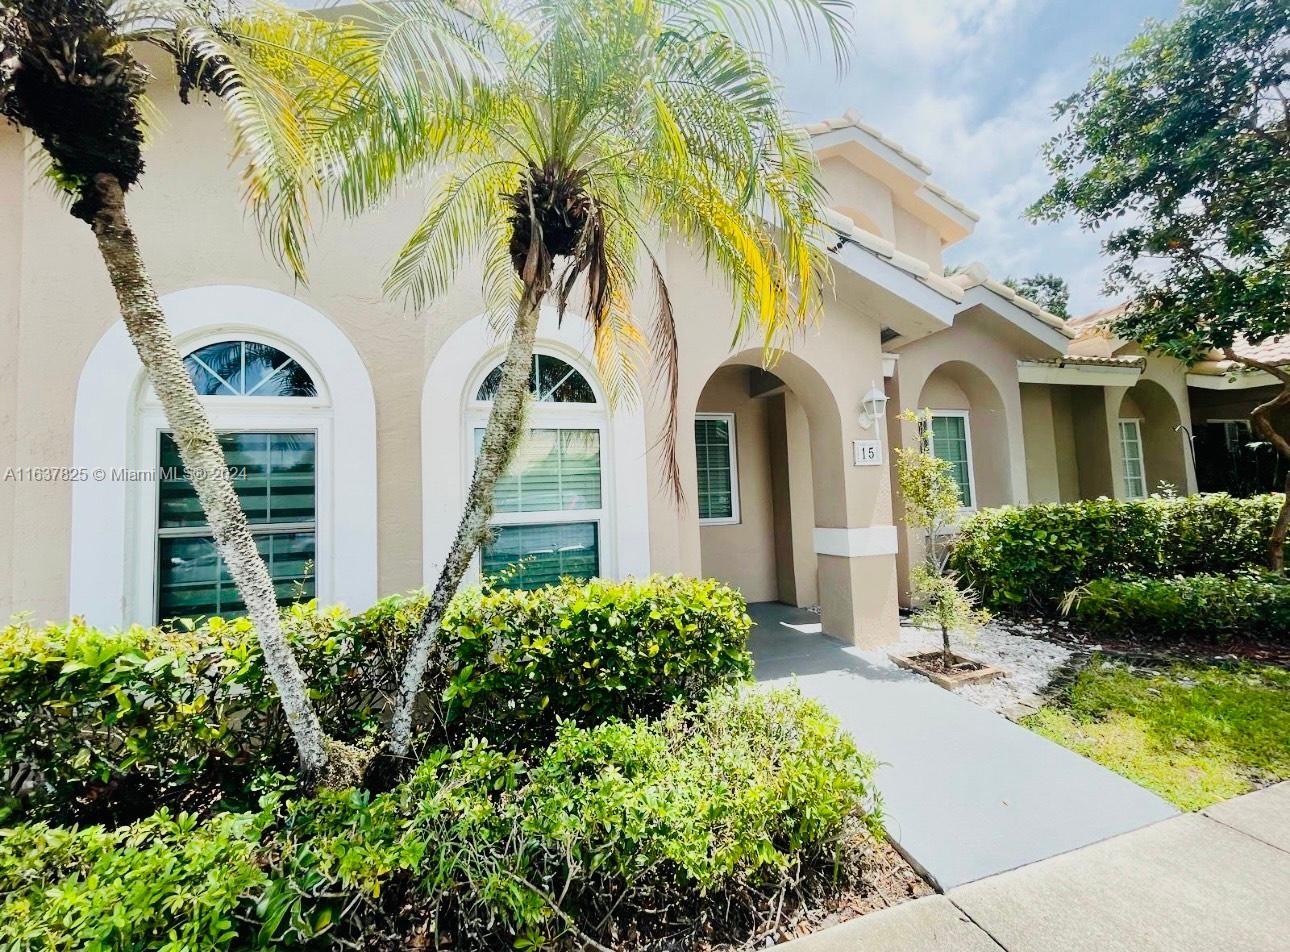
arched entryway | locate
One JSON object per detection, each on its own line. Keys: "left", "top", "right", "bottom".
{"left": 914, "top": 360, "right": 1013, "bottom": 509}
{"left": 693, "top": 351, "right": 852, "bottom": 614}
{"left": 1117, "top": 380, "right": 1189, "bottom": 497}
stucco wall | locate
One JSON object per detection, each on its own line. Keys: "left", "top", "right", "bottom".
{"left": 0, "top": 130, "right": 23, "bottom": 619}
{"left": 1019, "top": 383, "right": 1062, "bottom": 504}
{"left": 696, "top": 367, "right": 780, "bottom": 604}
{"left": 819, "top": 157, "right": 895, "bottom": 241}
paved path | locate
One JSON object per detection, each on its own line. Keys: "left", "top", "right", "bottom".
{"left": 781, "top": 782, "right": 1290, "bottom": 951}
{"left": 748, "top": 602, "right": 1176, "bottom": 889}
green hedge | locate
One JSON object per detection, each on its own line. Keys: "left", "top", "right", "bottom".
{"left": 0, "top": 687, "right": 879, "bottom": 951}
{"left": 950, "top": 494, "right": 1283, "bottom": 612}
{"left": 1064, "top": 573, "right": 1290, "bottom": 640}
{"left": 0, "top": 602, "right": 393, "bottom": 825}
{"left": 437, "top": 575, "right": 753, "bottom": 745}
{"left": 1, "top": 576, "right": 751, "bottom": 824}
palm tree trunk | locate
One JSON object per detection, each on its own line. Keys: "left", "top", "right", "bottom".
{"left": 384, "top": 283, "right": 545, "bottom": 760}
{"left": 87, "top": 173, "right": 331, "bottom": 779}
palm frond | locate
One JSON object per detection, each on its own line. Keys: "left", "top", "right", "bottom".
{"left": 385, "top": 160, "right": 518, "bottom": 311}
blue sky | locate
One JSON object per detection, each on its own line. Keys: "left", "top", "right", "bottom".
{"left": 771, "top": 0, "right": 1182, "bottom": 316}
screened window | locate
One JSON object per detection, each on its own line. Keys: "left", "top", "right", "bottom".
{"left": 696, "top": 414, "right": 739, "bottom": 523}
{"left": 1119, "top": 419, "right": 1147, "bottom": 499}
{"left": 156, "top": 431, "right": 316, "bottom": 622}
{"left": 475, "top": 354, "right": 595, "bottom": 403}
{"left": 472, "top": 354, "right": 604, "bottom": 590}
{"left": 929, "top": 413, "right": 974, "bottom": 508}
{"left": 184, "top": 340, "right": 316, "bottom": 397}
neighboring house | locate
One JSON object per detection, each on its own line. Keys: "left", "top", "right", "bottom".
{"left": 0, "top": 91, "right": 1267, "bottom": 647}
{"left": 1067, "top": 305, "right": 1290, "bottom": 499}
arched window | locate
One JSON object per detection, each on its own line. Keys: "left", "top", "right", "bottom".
{"left": 468, "top": 352, "right": 605, "bottom": 590}
{"left": 474, "top": 353, "right": 596, "bottom": 403}
{"left": 151, "top": 338, "right": 325, "bottom": 623}
{"left": 184, "top": 340, "right": 317, "bottom": 397}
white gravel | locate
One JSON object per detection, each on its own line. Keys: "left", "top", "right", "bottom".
{"left": 873, "top": 620, "right": 1075, "bottom": 718}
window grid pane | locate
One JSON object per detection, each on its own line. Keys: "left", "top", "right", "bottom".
{"left": 930, "top": 415, "right": 972, "bottom": 508}
{"left": 480, "top": 428, "right": 602, "bottom": 514}
{"left": 481, "top": 522, "right": 599, "bottom": 590}
{"left": 696, "top": 417, "right": 734, "bottom": 521}
{"left": 157, "top": 431, "right": 316, "bottom": 623}
{"left": 183, "top": 340, "right": 316, "bottom": 397}
{"left": 1119, "top": 420, "right": 1147, "bottom": 498}
{"left": 475, "top": 355, "right": 596, "bottom": 404}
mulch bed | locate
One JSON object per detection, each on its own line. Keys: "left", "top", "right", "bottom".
{"left": 703, "top": 831, "right": 933, "bottom": 950}
{"left": 992, "top": 615, "right": 1290, "bottom": 668}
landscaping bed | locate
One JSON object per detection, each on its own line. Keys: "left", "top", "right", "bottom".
{"left": 0, "top": 577, "right": 922, "bottom": 950}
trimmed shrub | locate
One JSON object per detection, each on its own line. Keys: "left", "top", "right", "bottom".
{"left": 0, "top": 576, "right": 751, "bottom": 824}
{"left": 0, "top": 687, "right": 880, "bottom": 951}
{"left": 1064, "top": 573, "right": 1290, "bottom": 640}
{"left": 436, "top": 575, "right": 753, "bottom": 745}
{"left": 0, "top": 601, "right": 393, "bottom": 824}
{"left": 950, "top": 493, "right": 1283, "bottom": 612}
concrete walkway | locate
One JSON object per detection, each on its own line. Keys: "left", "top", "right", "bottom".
{"left": 782, "top": 782, "right": 1290, "bottom": 951}
{"left": 749, "top": 603, "right": 1176, "bottom": 890}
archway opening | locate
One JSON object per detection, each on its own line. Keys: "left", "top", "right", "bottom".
{"left": 914, "top": 360, "right": 1012, "bottom": 509}
{"left": 694, "top": 357, "right": 834, "bottom": 612}
{"left": 1118, "top": 380, "right": 1188, "bottom": 496}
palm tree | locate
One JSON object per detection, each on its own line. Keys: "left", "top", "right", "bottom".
{"left": 313, "top": 0, "right": 852, "bottom": 761}
{"left": 0, "top": 0, "right": 370, "bottom": 781}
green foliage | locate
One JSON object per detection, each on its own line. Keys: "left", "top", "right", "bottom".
{"left": 0, "top": 687, "right": 880, "bottom": 950}
{"left": 1002, "top": 273, "right": 1070, "bottom": 318}
{"left": 1024, "top": 656, "right": 1290, "bottom": 810}
{"left": 897, "top": 409, "right": 990, "bottom": 655}
{"left": 0, "top": 602, "right": 394, "bottom": 825}
{"left": 908, "top": 566, "right": 991, "bottom": 645}
{"left": 1030, "top": 0, "right": 1289, "bottom": 364}
{"left": 437, "top": 575, "right": 753, "bottom": 746}
{"left": 1063, "top": 572, "right": 1290, "bottom": 640}
{"left": 950, "top": 493, "right": 1284, "bottom": 612}
{"left": 1, "top": 577, "right": 751, "bottom": 824}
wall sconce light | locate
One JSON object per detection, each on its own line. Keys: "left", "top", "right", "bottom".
{"left": 859, "top": 384, "right": 889, "bottom": 430}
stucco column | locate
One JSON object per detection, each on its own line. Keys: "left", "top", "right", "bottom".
{"left": 792, "top": 335, "right": 901, "bottom": 649}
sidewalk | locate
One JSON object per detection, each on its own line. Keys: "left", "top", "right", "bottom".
{"left": 781, "top": 782, "right": 1290, "bottom": 951}
{"left": 749, "top": 603, "right": 1176, "bottom": 889}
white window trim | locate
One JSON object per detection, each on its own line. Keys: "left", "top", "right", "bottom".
{"left": 1118, "top": 417, "right": 1147, "bottom": 500}
{"left": 465, "top": 352, "right": 609, "bottom": 580}
{"left": 71, "top": 286, "right": 378, "bottom": 627}
{"left": 927, "top": 409, "right": 977, "bottom": 513}
{"left": 696, "top": 412, "right": 741, "bottom": 526}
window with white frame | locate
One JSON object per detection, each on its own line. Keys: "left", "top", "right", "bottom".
{"left": 149, "top": 339, "right": 324, "bottom": 623}
{"left": 470, "top": 353, "right": 605, "bottom": 589}
{"left": 928, "top": 412, "right": 974, "bottom": 508}
{"left": 695, "top": 413, "right": 739, "bottom": 524}
{"left": 1119, "top": 419, "right": 1147, "bottom": 498}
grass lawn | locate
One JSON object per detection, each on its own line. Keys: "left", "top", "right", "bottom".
{"left": 1023, "top": 656, "right": 1290, "bottom": 811}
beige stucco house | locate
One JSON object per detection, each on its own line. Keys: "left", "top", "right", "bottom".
{"left": 0, "top": 89, "right": 1274, "bottom": 647}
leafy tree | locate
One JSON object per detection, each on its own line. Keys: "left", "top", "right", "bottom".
{"left": 895, "top": 411, "right": 990, "bottom": 668}
{"left": 311, "top": 0, "right": 850, "bottom": 763}
{"left": 1003, "top": 272, "right": 1070, "bottom": 318}
{"left": 1030, "top": 0, "right": 1290, "bottom": 569}
{"left": 0, "top": 0, "right": 366, "bottom": 780}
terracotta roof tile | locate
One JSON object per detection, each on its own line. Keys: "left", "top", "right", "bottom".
{"left": 1024, "top": 354, "right": 1146, "bottom": 370}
